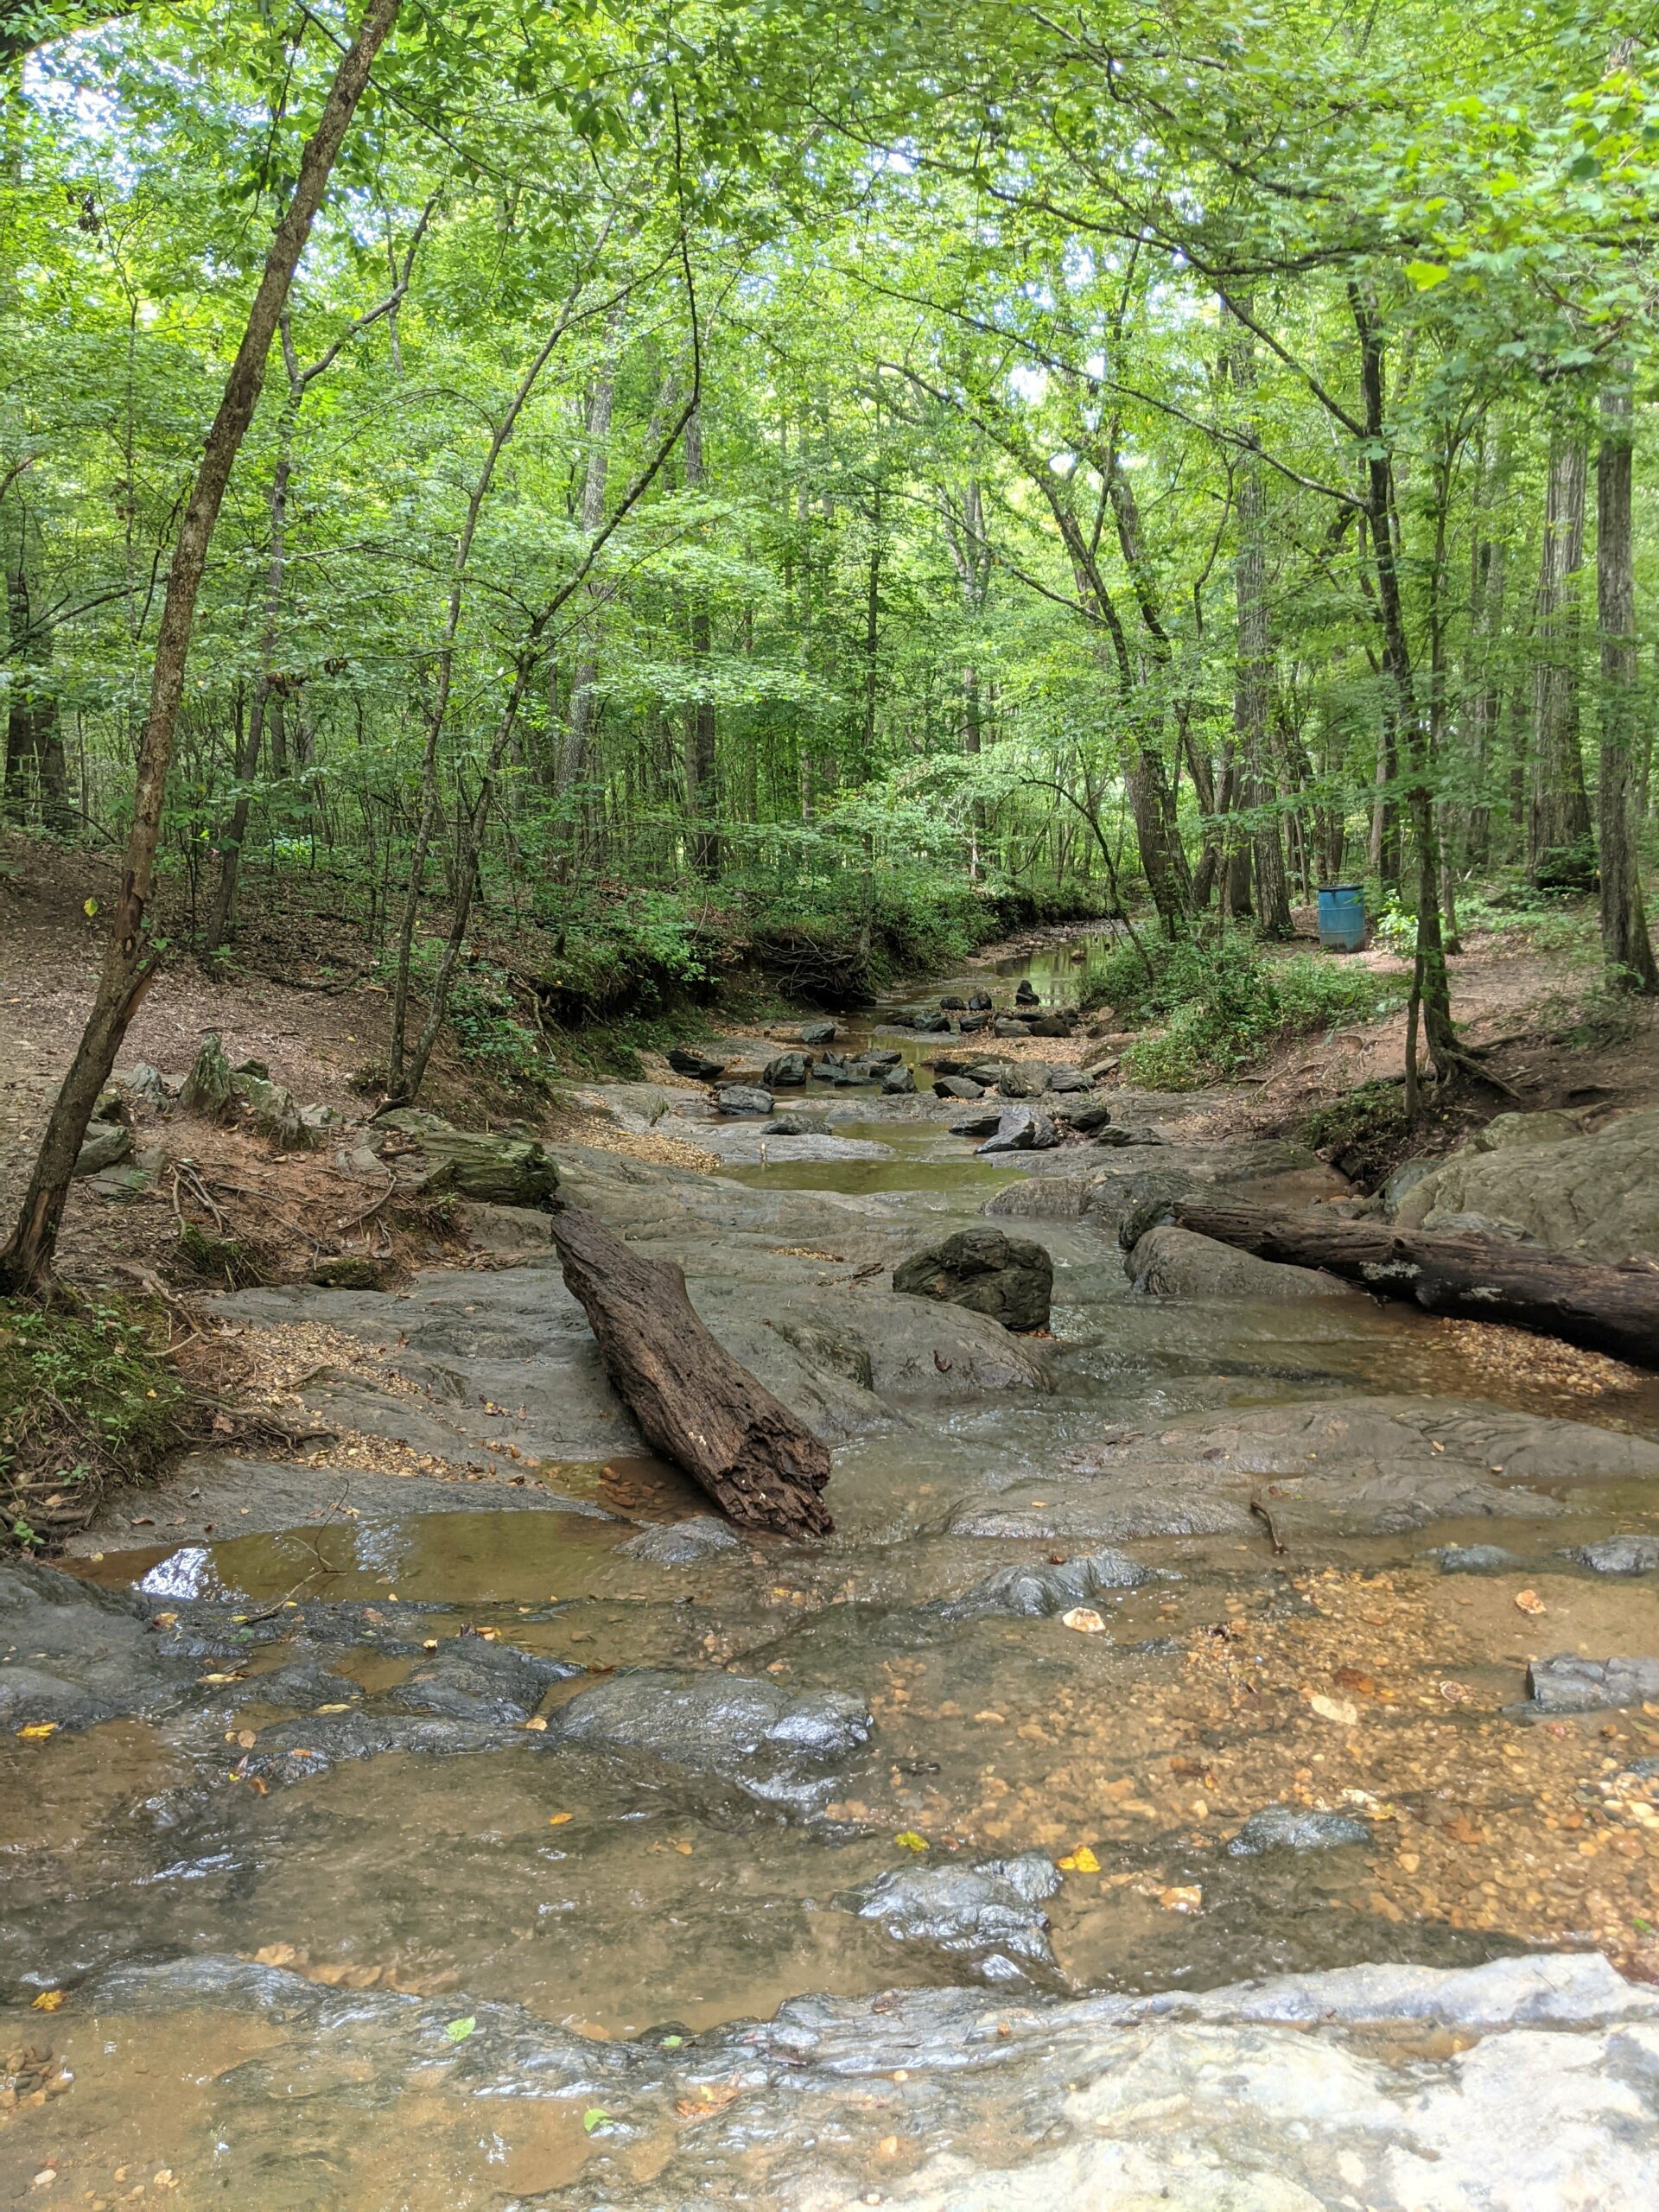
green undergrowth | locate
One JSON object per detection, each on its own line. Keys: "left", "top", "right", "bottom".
{"left": 1083, "top": 932, "right": 1402, "bottom": 1090}
{"left": 1, "top": 1293, "right": 191, "bottom": 1548}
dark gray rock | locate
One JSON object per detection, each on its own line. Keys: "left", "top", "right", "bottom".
{"left": 115, "top": 1059, "right": 171, "bottom": 1107}
{"left": 1228, "top": 1805, "right": 1372, "bottom": 1856}
{"left": 843, "top": 1852, "right": 1061, "bottom": 1976}
{"left": 1014, "top": 979, "right": 1039, "bottom": 1006}
{"left": 1046, "top": 1065, "right": 1092, "bottom": 1093}
{"left": 958, "top": 1010, "right": 991, "bottom": 1033}
{"left": 940, "top": 995, "right": 967, "bottom": 1011}
{"left": 998, "top": 1064, "right": 1050, "bottom": 1099}
{"left": 619, "top": 1516, "right": 742, "bottom": 1565}
{"left": 935, "top": 1076, "right": 984, "bottom": 1100}
{"left": 244, "top": 1710, "right": 524, "bottom": 1782}
{"left": 764, "top": 1052, "right": 810, "bottom": 1087}
{"left": 933, "top": 1548, "right": 1148, "bottom": 1621}
{"left": 310, "top": 1256, "right": 385, "bottom": 1290}
{"left": 0, "top": 1557, "right": 190, "bottom": 1728}
{"left": 233, "top": 1072, "right": 311, "bottom": 1149}
{"left": 856, "top": 1048, "right": 903, "bottom": 1068}
{"left": 968, "top": 989, "right": 993, "bottom": 1011}
{"left": 180, "top": 1029, "right": 233, "bottom": 1116}
{"left": 1562, "top": 1536, "right": 1659, "bottom": 1576}
{"left": 881, "top": 1064, "right": 917, "bottom": 1096}
{"left": 976, "top": 1108, "right": 1059, "bottom": 1155}
{"left": 668, "top": 1046, "right": 728, "bottom": 1080}
{"left": 992, "top": 1016, "right": 1028, "bottom": 1038}
{"left": 797, "top": 1020, "right": 837, "bottom": 1046}
{"left": 713, "top": 1084, "right": 774, "bottom": 1116}
{"left": 549, "top": 1669, "right": 872, "bottom": 1814}
{"left": 382, "top": 1636, "right": 578, "bottom": 1724}
{"left": 1527, "top": 1654, "right": 1659, "bottom": 1713}
{"left": 1128, "top": 1224, "right": 1356, "bottom": 1300}
{"left": 1051, "top": 1096, "right": 1113, "bottom": 1134}
{"left": 950, "top": 1109, "right": 1005, "bottom": 1138}
{"left": 912, "top": 1009, "right": 951, "bottom": 1033}
{"left": 760, "top": 1115, "right": 808, "bottom": 1136}
{"left": 73, "top": 1120, "right": 134, "bottom": 1178}
{"left": 1028, "top": 1014, "right": 1073, "bottom": 1038}
{"left": 1433, "top": 1544, "right": 1523, "bottom": 1574}
{"left": 893, "top": 1225, "right": 1053, "bottom": 1332}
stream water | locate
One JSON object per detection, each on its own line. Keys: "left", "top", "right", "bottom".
{"left": 4, "top": 929, "right": 1659, "bottom": 2208}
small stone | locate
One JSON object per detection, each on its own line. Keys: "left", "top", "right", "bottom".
{"left": 1228, "top": 1804, "right": 1370, "bottom": 1855}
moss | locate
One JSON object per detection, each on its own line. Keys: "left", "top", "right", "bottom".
{"left": 1, "top": 1292, "right": 191, "bottom": 1548}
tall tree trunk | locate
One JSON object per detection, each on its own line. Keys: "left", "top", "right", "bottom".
{"left": 1596, "top": 378, "right": 1658, "bottom": 991}
{"left": 4, "top": 527, "right": 73, "bottom": 834}
{"left": 1230, "top": 319, "right": 1291, "bottom": 934}
{"left": 203, "top": 435, "right": 289, "bottom": 953}
{"left": 554, "top": 329, "right": 620, "bottom": 804}
{"left": 681, "top": 400, "right": 719, "bottom": 876}
{"left": 0, "top": 0, "right": 404, "bottom": 1295}
{"left": 1528, "top": 426, "right": 1594, "bottom": 887}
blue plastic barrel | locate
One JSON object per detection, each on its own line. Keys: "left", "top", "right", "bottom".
{"left": 1316, "top": 884, "right": 1366, "bottom": 952}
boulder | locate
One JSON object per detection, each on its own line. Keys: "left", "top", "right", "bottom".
{"left": 893, "top": 1225, "right": 1053, "bottom": 1332}
{"left": 713, "top": 1084, "right": 774, "bottom": 1116}
{"left": 933, "top": 1548, "right": 1148, "bottom": 1621}
{"left": 1386, "top": 1104, "right": 1659, "bottom": 1262}
{"left": 1526, "top": 1655, "right": 1659, "bottom": 1713}
{"left": 1228, "top": 1805, "right": 1371, "bottom": 1855}
{"left": 372, "top": 1107, "right": 558, "bottom": 1205}
{"left": 1562, "top": 1536, "right": 1659, "bottom": 1576}
{"left": 858, "top": 1048, "right": 904, "bottom": 1068}
{"left": 940, "top": 995, "right": 967, "bottom": 1011}
{"left": 881, "top": 1064, "right": 916, "bottom": 1096}
{"left": 115, "top": 1060, "right": 170, "bottom": 1108}
{"left": 1433, "top": 1544, "right": 1523, "bottom": 1574}
{"left": 950, "top": 1108, "right": 1005, "bottom": 1138}
{"left": 957, "top": 1012, "right": 991, "bottom": 1033}
{"left": 1051, "top": 1096, "right": 1113, "bottom": 1134}
{"left": 764, "top": 1051, "right": 810, "bottom": 1087}
{"left": 976, "top": 1108, "right": 1059, "bottom": 1155}
{"left": 179, "top": 1030, "right": 233, "bottom": 1116}
{"left": 1028, "top": 1014, "right": 1073, "bottom": 1038}
{"left": 968, "top": 989, "right": 994, "bottom": 1011}
{"left": 618, "top": 1516, "right": 743, "bottom": 1565}
{"left": 1046, "top": 1065, "right": 1092, "bottom": 1093}
{"left": 233, "top": 1071, "right": 311, "bottom": 1149}
{"left": 1014, "top": 979, "right": 1039, "bottom": 1006}
{"left": 668, "top": 1046, "right": 728, "bottom": 1081}
{"left": 1128, "top": 1224, "right": 1357, "bottom": 1300}
{"left": 797, "top": 1020, "right": 838, "bottom": 1046}
{"left": 843, "top": 1852, "right": 1061, "bottom": 1975}
{"left": 73, "top": 1120, "right": 133, "bottom": 1178}
{"left": 999, "top": 1065, "right": 1050, "bottom": 1099}
{"left": 935, "top": 1076, "right": 984, "bottom": 1101}
{"left": 992, "top": 1017, "right": 1029, "bottom": 1039}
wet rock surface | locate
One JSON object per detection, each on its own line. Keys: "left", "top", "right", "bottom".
{"left": 1386, "top": 1104, "right": 1659, "bottom": 1261}
{"left": 1128, "top": 1222, "right": 1357, "bottom": 1300}
{"left": 893, "top": 1225, "right": 1054, "bottom": 1332}
{"left": 9, "top": 944, "right": 1659, "bottom": 2208}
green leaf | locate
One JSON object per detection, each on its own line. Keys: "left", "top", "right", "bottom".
{"left": 444, "top": 2016, "right": 478, "bottom": 2043}
{"left": 1404, "top": 260, "right": 1451, "bottom": 289}
{"left": 582, "top": 2107, "right": 611, "bottom": 2133}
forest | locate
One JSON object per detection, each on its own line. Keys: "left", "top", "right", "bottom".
{"left": 3, "top": 0, "right": 1656, "bottom": 1287}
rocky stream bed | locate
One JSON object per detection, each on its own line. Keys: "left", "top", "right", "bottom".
{"left": 5, "top": 938, "right": 1659, "bottom": 2208}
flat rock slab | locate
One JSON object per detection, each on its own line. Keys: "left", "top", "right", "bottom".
{"left": 1526, "top": 1654, "right": 1659, "bottom": 1712}
{"left": 1389, "top": 1103, "right": 1659, "bottom": 1262}
{"left": 32, "top": 1952, "right": 1657, "bottom": 2210}
{"left": 1128, "top": 1223, "right": 1357, "bottom": 1300}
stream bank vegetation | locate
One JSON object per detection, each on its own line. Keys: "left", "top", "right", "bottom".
{"left": 2, "top": 0, "right": 1656, "bottom": 1291}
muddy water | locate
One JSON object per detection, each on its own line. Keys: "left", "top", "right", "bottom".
{"left": 6, "top": 932, "right": 1659, "bottom": 2208}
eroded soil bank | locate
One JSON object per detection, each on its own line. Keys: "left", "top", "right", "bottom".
{"left": 5, "top": 934, "right": 1659, "bottom": 2209}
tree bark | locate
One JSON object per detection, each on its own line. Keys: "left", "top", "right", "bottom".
{"left": 4, "top": 524, "right": 73, "bottom": 834}
{"left": 550, "top": 1205, "right": 834, "bottom": 1534}
{"left": 554, "top": 320, "right": 621, "bottom": 804}
{"left": 0, "top": 0, "right": 403, "bottom": 1295}
{"left": 1529, "top": 425, "right": 1594, "bottom": 887}
{"left": 1165, "top": 1198, "right": 1659, "bottom": 1370}
{"left": 1229, "top": 317, "right": 1291, "bottom": 934}
{"left": 681, "top": 400, "right": 719, "bottom": 875}
{"left": 1596, "top": 379, "right": 1658, "bottom": 991}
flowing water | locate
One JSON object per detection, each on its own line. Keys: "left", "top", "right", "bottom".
{"left": 4, "top": 929, "right": 1659, "bottom": 2207}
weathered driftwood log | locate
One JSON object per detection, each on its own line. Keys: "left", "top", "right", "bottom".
{"left": 1166, "top": 1199, "right": 1659, "bottom": 1370}
{"left": 550, "top": 1205, "right": 833, "bottom": 1535}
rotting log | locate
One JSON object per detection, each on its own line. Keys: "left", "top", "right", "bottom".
{"left": 1165, "top": 1199, "right": 1659, "bottom": 1370}
{"left": 550, "top": 1205, "right": 833, "bottom": 1535}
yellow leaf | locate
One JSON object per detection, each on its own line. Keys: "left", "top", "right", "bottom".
{"left": 548, "top": 1812, "right": 575, "bottom": 1826}
{"left": 1060, "top": 1606, "right": 1106, "bottom": 1634}
{"left": 1057, "top": 1845, "right": 1100, "bottom": 1873}
{"left": 522, "top": 1715, "right": 548, "bottom": 1732}
{"left": 315, "top": 1703, "right": 350, "bottom": 1714}
{"left": 16, "top": 1722, "right": 58, "bottom": 1740}
{"left": 1158, "top": 1885, "right": 1203, "bottom": 1913}
{"left": 1514, "top": 1589, "right": 1547, "bottom": 1616}
{"left": 83, "top": 897, "right": 98, "bottom": 918}
{"left": 31, "top": 1989, "right": 65, "bottom": 2012}
{"left": 894, "top": 1830, "right": 929, "bottom": 1852}
{"left": 254, "top": 1943, "right": 297, "bottom": 1967}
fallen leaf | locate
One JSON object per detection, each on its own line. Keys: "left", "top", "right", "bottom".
{"left": 30, "top": 1990, "right": 65, "bottom": 2012}
{"left": 1514, "top": 1590, "right": 1547, "bottom": 1616}
{"left": 1440, "top": 1681, "right": 1472, "bottom": 1705}
{"left": 894, "top": 1831, "right": 929, "bottom": 1852}
{"left": 548, "top": 1812, "right": 575, "bottom": 1826}
{"left": 16, "top": 1723, "right": 58, "bottom": 1741}
{"left": 1333, "top": 1668, "right": 1376, "bottom": 1697}
{"left": 522, "top": 1715, "right": 548, "bottom": 1732}
{"left": 254, "top": 1943, "right": 297, "bottom": 1966}
{"left": 1308, "top": 1694, "right": 1359, "bottom": 1726}
{"left": 879, "top": 2134, "right": 900, "bottom": 2156}
{"left": 1057, "top": 1845, "right": 1100, "bottom": 1873}
{"left": 1060, "top": 1606, "right": 1106, "bottom": 1635}
{"left": 444, "top": 2016, "right": 477, "bottom": 2044}
{"left": 1158, "top": 1885, "right": 1203, "bottom": 1913}
{"left": 582, "top": 2107, "right": 611, "bottom": 2134}
{"left": 315, "top": 1702, "right": 350, "bottom": 1714}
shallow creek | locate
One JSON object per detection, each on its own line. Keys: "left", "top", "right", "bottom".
{"left": 5, "top": 933, "right": 1659, "bottom": 2208}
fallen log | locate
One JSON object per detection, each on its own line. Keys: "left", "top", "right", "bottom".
{"left": 549, "top": 1205, "right": 833, "bottom": 1535}
{"left": 1165, "top": 1199, "right": 1659, "bottom": 1370}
